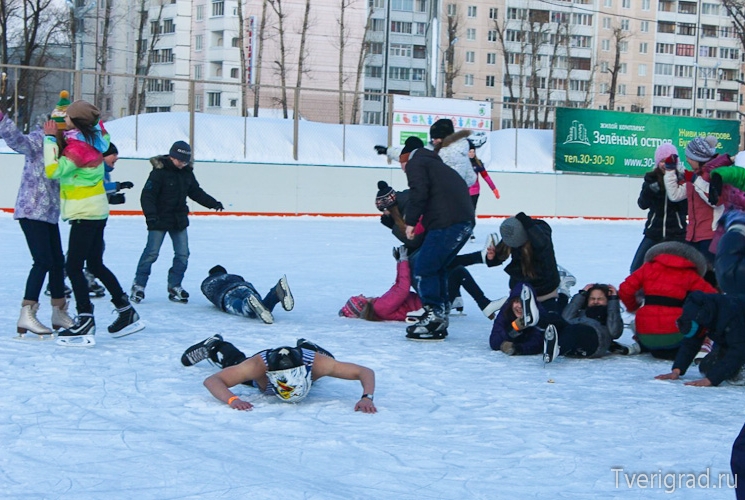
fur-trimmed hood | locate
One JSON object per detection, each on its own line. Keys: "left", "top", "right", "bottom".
{"left": 644, "top": 241, "right": 708, "bottom": 276}
{"left": 438, "top": 129, "right": 472, "bottom": 150}
{"left": 149, "top": 154, "right": 193, "bottom": 172}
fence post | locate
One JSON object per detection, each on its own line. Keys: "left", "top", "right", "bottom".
{"left": 189, "top": 79, "right": 195, "bottom": 156}
{"left": 293, "top": 86, "right": 300, "bottom": 161}
{"left": 73, "top": 70, "right": 82, "bottom": 101}
{"left": 386, "top": 93, "right": 394, "bottom": 165}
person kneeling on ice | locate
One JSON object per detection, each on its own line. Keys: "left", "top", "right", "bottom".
{"left": 339, "top": 245, "right": 422, "bottom": 321}
{"left": 181, "top": 336, "right": 377, "bottom": 413}
{"left": 655, "top": 291, "right": 745, "bottom": 386}
{"left": 490, "top": 283, "right": 607, "bottom": 362}
{"left": 200, "top": 265, "right": 293, "bottom": 324}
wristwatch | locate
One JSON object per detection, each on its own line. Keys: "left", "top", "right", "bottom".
{"left": 361, "top": 394, "right": 374, "bottom": 401}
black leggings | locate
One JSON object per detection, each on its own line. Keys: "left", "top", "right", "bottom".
{"left": 66, "top": 219, "right": 126, "bottom": 313}
{"left": 447, "top": 265, "right": 490, "bottom": 310}
{"left": 18, "top": 218, "right": 66, "bottom": 301}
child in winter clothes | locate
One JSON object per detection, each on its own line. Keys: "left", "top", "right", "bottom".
{"left": 630, "top": 143, "right": 687, "bottom": 273}
{"left": 0, "top": 97, "right": 73, "bottom": 336}
{"left": 467, "top": 139, "right": 499, "bottom": 208}
{"left": 200, "top": 265, "right": 294, "bottom": 324}
{"left": 429, "top": 118, "right": 477, "bottom": 186}
{"left": 44, "top": 100, "right": 143, "bottom": 345}
{"left": 339, "top": 246, "right": 422, "bottom": 321}
{"left": 561, "top": 284, "right": 624, "bottom": 358}
{"left": 490, "top": 284, "right": 545, "bottom": 354}
{"left": 102, "top": 142, "right": 133, "bottom": 205}
{"left": 655, "top": 291, "right": 745, "bottom": 386}
{"left": 619, "top": 241, "right": 717, "bottom": 358}
{"left": 131, "top": 140, "right": 224, "bottom": 304}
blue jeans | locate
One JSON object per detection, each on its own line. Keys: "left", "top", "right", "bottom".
{"left": 222, "top": 284, "right": 280, "bottom": 318}
{"left": 134, "top": 229, "right": 189, "bottom": 288}
{"left": 412, "top": 221, "right": 473, "bottom": 312}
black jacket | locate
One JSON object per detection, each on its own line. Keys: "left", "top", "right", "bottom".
{"left": 638, "top": 169, "right": 687, "bottom": 241}
{"left": 200, "top": 268, "right": 249, "bottom": 312}
{"left": 140, "top": 155, "right": 219, "bottom": 231}
{"left": 673, "top": 291, "right": 745, "bottom": 386}
{"left": 715, "top": 228, "right": 745, "bottom": 294}
{"left": 404, "top": 148, "right": 474, "bottom": 230}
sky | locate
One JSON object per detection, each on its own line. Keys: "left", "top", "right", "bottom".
{"left": 0, "top": 215, "right": 742, "bottom": 499}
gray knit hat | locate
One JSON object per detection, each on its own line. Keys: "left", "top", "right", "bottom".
{"left": 685, "top": 137, "right": 716, "bottom": 163}
{"left": 500, "top": 217, "right": 528, "bottom": 248}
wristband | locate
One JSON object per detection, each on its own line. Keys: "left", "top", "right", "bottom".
{"left": 361, "top": 394, "right": 374, "bottom": 401}
{"left": 227, "top": 396, "right": 239, "bottom": 405}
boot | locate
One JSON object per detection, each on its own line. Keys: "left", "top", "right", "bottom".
{"left": 51, "top": 298, "right": 74, "bottom": 331}
{"left": 108, "top": 296, "right": 145, "bottom": 338}
{"left": 17, "top": 301, "right": 53, "bottom": 335}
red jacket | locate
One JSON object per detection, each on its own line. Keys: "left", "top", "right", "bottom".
{"left": 619, "top": 253, "right": 716, "bottom": 338}
{"left": 371, "top": 260, "right": 422, "bottom": 321}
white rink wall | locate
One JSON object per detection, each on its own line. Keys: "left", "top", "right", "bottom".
{"left": 0, "top": 154, "right": 646, "bottom": 218}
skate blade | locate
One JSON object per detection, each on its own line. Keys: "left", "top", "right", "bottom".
{"left": 109, "top": 320, "right": 145, "bottom": 338}
{"left": 450, "top": 311, "right": 467, "bottom": 317}
{"left": 168, "top": 297, "right": 188, "bottom": 303}
{"left": 13, "top": 332, "right": 56, "bottom": 342}
{"left": 56, "top": 335, "right": 96, "bottom": 347}
{"left": 406, "top": 337, "right": 446, "bottom": 342}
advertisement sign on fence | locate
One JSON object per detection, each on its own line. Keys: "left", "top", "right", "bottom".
{"left": 391, "top": 95, "right": 492, "bottom": 149}
{"left": 555, "top": 108, "right": 740, "bottom": 176}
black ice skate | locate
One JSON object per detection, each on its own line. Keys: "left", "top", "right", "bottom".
{"left": 108, "top": 303, "right": 145, "bottom": 338}
{"left": 56, "top": 313, "right": 96, "bottom": 347}
{"left": 181, "top": 334, "right": 224, "bottom": 366}
{"left": 521, "top": 284, "right": 540, "bottom": 328}
{"left": 168, "top": 286, "right": 190, "bottom": 303}
{"left": 275, "top": 275, "right": 294, "bottom": 311}
{"left": 130, "top": 284, "right": 145, "bottom": 304}
{"left": 406, "top": 306, "right": 448, "bottom": 341}
{"left": 296, "top": 338, "right": 335, "bottom": 358}
{"left": 85, "top": 271, "right": 106, "bottom": 298}
{"left": 248, "top": 295, "right": 274, "bottom": 324}
{"left": 543, "top": 324, "right": 559, "bottom": 365}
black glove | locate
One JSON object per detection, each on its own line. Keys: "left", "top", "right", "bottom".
{"left": 380, "top": 214, "right": 394, "bottom": 229}
{"left": 117, "top": 181, "right": 134, "bottom": 190}
{"left": 146, "top": 216, "right": 158, "bottom": 229}
{"left": 108, "top": 193, "right": 125, "bottom": 205}
{"left": 214, "top": 202, "right": 224, "bottom": 211}
{"left": 643, "top": 172, "right": 661, "bottom": 194}
{"left": 709, "top": 173, "right": 723, "bottom": 205}
{"left": 374, "top": 145, "right": 387, "bottom": 155}
{"left": 663, "top": 154, "right": 679, "bottom": 170}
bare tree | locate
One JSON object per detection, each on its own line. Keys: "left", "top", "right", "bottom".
{"left": 295, "top": 0, "right": 311, "bottom": 92}
{"left": 95, "top": 0, "right": 114, "bottom": 113}
{"left": 252, "top": 0, "right": 268, "bottom": 117}
{"left": 721, "top": 0, "right": 745, "bottom": 54}
{"left": 349, "top": 6, "right": 373, "bottom": 124}
{"left": 129, "top": 1, "right": 163, "bottom": 114}
{"left": 236, "top": 0, "right": 247, "bottom": 117}
{"left": 443, "top": 13, "right": 460, "bottom": 98}
{"left": 267, "top": 0, "right": 289, "bottom": 118}
{"left": 606, "top": 27, "right": 630, "bottom": 110}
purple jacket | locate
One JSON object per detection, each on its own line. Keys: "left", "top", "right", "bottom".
{"left": 489, "top": 283, "right": 545, "bottom": 354}
{"left": 0, "top": 116, "right": 60, "bottom": 223}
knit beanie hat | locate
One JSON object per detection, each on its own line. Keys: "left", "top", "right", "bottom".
{"left": 685, "top": 137, "right": 716, "bottom": 163}
{"left": 51, "top": 90, "right": 71, "bottom": 130}
{"left": 375, "top": 181, "right": 397, "bottom": 212}
{"left": 500, "top": 217, "right": 528, "bottom": 248}
{"left": 169, "top": 140, "right": 192, "bottom": 163}
{"left": 401, "top": 136, "right": 424, "bottom": 155}
{"left": 430, "top": 118, "right": 455, "bottom": 140}
{"left": 66, "top": 100, "right": 100, "bottom": 127}
{"left": 208, "top": 265, "right": 227, "bottom": 276}
{"left": 654, "top": 143, "right": 678, "bottom": 167}
{"left": 339, "top": 295, "right": 369, "bottom": 318}
{"left": 103, "top": 142, "right": 118, "bottom": 157}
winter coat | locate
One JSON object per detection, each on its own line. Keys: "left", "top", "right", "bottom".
{"left": 715, "top": 225, "right": 745, "bottom": 294}
{"left": 672, "top": 292, "right": 745, "bottom": 386}
{"left": 140, "top": 155, "right": 219, "bottom": 231}
{"left": 486, "top": 213, "right": 560, "bottom": 297}
{"left": 561, "top": 293, "right": 623, "bottom": 358}
{"left": 44, "top": 124, "right": 110, "bottom": 221}
{"left": 619, "top": 241, "right": 717, "bottom": 350}
{"left": 0, "top": 115, "right": 61, "bottom": 224}
{"left": 370, "top": 260, "right": 422, "bottom": 321}
{"left": 637, "top": 168, "right": 687, "bottom": 241}
{"left": 380, "top": 189, "right": 425, "bottom": 251}
{"left": 201, "top": 269, "right": 250, "bottom": 312}
{"left": 436, "top": 130, "right": 477, "bottom": 186}
{"left": 489, "top": 283, "right": 545, "bottom": 354}
{"left": 404, "top": 147, "right": 475, "bottom": 231}
{"left": 468, "top": 156, "right": 497, "bottom": 197}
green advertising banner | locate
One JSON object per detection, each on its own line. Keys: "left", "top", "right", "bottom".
{"left": 555, "top": 108, "right": 740, "bottom": 176}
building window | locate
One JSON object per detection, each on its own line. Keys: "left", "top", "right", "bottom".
{"left": 654, "top": 63, "right": 673, "bottom": 75}
{"left": 621, "top": 0, "right": 630, "bottom": 7}
{"left": 207, "top": 91, "right": 221, "bottom": 107}
{"left": 642, "top": 0, "right": 650, "bottom": 9}
{"left": 389, "top": 67, "right": 410, "bottom": 80}
{"left": 637, "top": 86, "right": 646, "bottom": 96}
{"left": 485, "top": 75, "right": 495, "bottom": 87}
{"left": 371, "top": 19, "right": 385, "bottom": 31}
{"left": 194, "top": 64, "right": 202, "bottom": 79}
{"left": 676, "top": 44, "right": 695, "bottom": 56}
{"left": 464, "top": 74, "right": 474, "bottom": 86}
{"left": 675, "top": 65, "right": 693, "bottom": 77}
{"left": 640, "top": 21, "right": 649, "bottom": 32}
{"left": 163, "top": 19, "right": 175, "bottom": 33}
{"left": 465, "top": 51, "right": 475, "bottom": 63}
{"left": 195, "top": 35, "right": 203, "bottom": 51}
{"left": 639, "top": 42, "right": 648, "bottom": 54}
{"left": 678, "top": 1, "right": 697, "bottom": 14}
{"left": 619, "top": 63, "right": 627, "bottom": 74}
{"left": 150, "top": 20, "right": 160, "bottom": 35}
{"left": 466, "top": 28, "right": 476, "bottom": 41}
{"left": 673, "top": 86, "right": 692, "bottom": 99}
{"left": 604, "top": 0, "right": 612, "bottom": 6}
{"left": 602, "top": 17, "right": 611, "bottom": 29}
{"left": 413, "top": 45, "right": 426, "bottom": 59}
{"left": 487, "top": 30, "right": 497, "bottom": 42}
{"left": 232, "top": 37, "right": 239, "bottom": 47}
{"left": 212, "top": 1, "right": 224, "bottom": 17}
{"left": 412, "top": 68, "right": 425, "bottom": 81}
{"left": 489, "top": 7, "right": 497, "bottom": 19}
{"left": 365, "top": 65, "right": 382, "bottom": 78}
{"left": 654, "top": 85, "right": 671, "bottom": 97}
{"left": 195, "top": 95, "right": 202, "bottom": 112}
{"left": 446, "top": 3, "right": 456, "bottom": 16}
{"left": 467, "top": 5, "right": 477, "bottom": 17}
{"left": 620, "top": 19, "right": 629, "bottom": 31}
{"left": 601, "top": 39, "right": 610, "bottom": 51}
{"left": 656, "top": 43, "right": 674, "bottom": 54}
{"left": 369, "top": 0, "right": 385, "bottom": 7}
{"left": 486, "top": 53, "right": 496, "bottom": 64}
{"left": 617, "top": 84, "right": 626, "bottom": 95}
{"left": 369, "top": 42, "right": 383, "bottom": 54}
{"left": 196, "top": 5, "right": 204, "bottom": 20}
{"left": 390, "top": 44, "right": 412, "bottom": 57}
{"left": 678, "top": 23, "right": 696, "bottom": 36}
{"left": 638, "top": 64, "right": 647, "bottom": 76}
{"left": 599, "top": 83, "right": 609, "bottom": 94}
{"left": 391, "top": 21, "right": 412, "bottom": 33}
{"left": 702, "top": 3, "right": 719, "bottom": 15}
{"left": 392, "top": 0, "right": 414, "bottom": 11}
{"left": 230, "top": 68, "right": 239, "bottom": 78}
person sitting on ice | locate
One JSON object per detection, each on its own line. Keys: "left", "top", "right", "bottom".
{"left": 181, "top": 335, "right": 376, "bottom": 413}
{"left": 655, "top": 291, "right": 745, "bottom": 386}
{"left": 618, "top": 241, "right": 717, "bottom": 360}
{"left": 491, "top": 283, "right": 607, "bottom": 362}
{"left": 339, "top": 245, "right": 421, "bottom": 321}
{"left": 562, "top": 283, "right": 629, "bottom": 357}
{"left": 200, "top": 265, "right": 293, "bottom": 324}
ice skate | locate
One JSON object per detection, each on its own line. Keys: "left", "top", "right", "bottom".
{"left": 85, "top": 270, "right": 106, "bottom": 298}
{"left": 56, "top": 313, "right": 96, "bottom": 347}
{"left": 108, "top": 303, "right": 145, "bottom": 338}
{"left": 405, "top": 307, "right": 427, "bottom": 324}
{"left": 274, "top": 275, "right": 294, "bottom": 311}
{"left": 450, "top": 296, "right": 465, "bottom": 316}
{"left": 51, "top": 299, "right": 75, "bottom": 331}
{"left": 557, "top": 265, "right": 576, "bottom": 296}
{"left": 248, "top": 294, "right": 274, "bottom": 324}
{"left": 481, "top": 233, "right": 500, "bottom": 262}
{"left": 521, "top": 284, "right": 540, "bottom": 328}
{"left": 482, "top": 297, "right": 507, "bottom": 320}
{"left": 16, "top": 303, "right": 54, "bottom": 340}
{"left": 406, "top": 306, "right": 448, "bottom": 341}
{"left": 543, "top": 324, "right": 559, "bottom": 364}
{"left": 181, "top": 334, "right": 223, "bottom": 366}
{"left": 130, "top": 284, "right": 145, "bottom": 304}
{"left": 296, "top": 338, "right": 335, "bottom": 358}
{"left": 168, "top": 286, "right": 189, "bottom": 304}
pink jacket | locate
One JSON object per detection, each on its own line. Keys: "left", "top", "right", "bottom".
{"left": 371, "top": 260, "right": 422, "bottom": 321}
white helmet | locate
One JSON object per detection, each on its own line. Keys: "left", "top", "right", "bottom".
{"left": 265, "top": 347, "right": 313, "bottom": 403}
